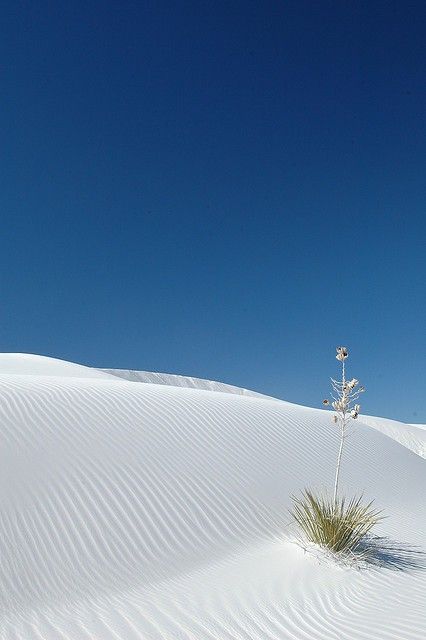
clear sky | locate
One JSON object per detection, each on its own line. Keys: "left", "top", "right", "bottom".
{"left": 1, "top": 1, "right": 425, "bottom": 422}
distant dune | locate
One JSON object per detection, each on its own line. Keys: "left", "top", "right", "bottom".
{"left": 359, "top": 414, "right": 426, "bottom": 458}
{"left": 102, "top": 366, "right": 278, "bottom": 398}
{"left": 0, "top": 354, "right": 424, "bottom": 639}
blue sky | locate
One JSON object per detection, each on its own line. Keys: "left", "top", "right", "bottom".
{"left": 1, "top": 1, "right": 425, "bottom": 422}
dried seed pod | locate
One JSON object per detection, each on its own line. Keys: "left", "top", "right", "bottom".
{"left": 336, "top": 346, "right": 348, "bottom": 361}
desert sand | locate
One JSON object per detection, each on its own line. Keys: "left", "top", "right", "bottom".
{"left": 0, "top": 353, "right": 424, "bottom": 639}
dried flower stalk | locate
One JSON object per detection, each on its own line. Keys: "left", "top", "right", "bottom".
{"left": 323, "top": 347, "right": 365, "bottom": 507}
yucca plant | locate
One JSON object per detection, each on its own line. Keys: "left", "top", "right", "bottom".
{"left": 291, "top": 490, "right": 383, "bottom": 554}
{"left": 290, "top": 347, "right": 383, "bottom": 558}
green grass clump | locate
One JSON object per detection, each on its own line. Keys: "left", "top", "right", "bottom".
{"left": 291, "top": 490, "right": 383, "bottom": 555}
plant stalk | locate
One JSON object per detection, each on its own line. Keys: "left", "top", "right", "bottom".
{"left": 333, "top": 428, "right": 344, "bottom": 507}
{"left": 333, "top": 358, "right": 346, "bottom": 508}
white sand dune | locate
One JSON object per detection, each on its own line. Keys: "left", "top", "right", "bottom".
{"left": 0, "top": 353, "right": 117, "bottom": 379}
{"left": 102, "top": 367, "right": 277, "bottom": 400}
{"left": 104, "top": 366, "right": 426, "bottom": 458}
{"left": 0, "top": 354, "right": 424, "bottom": 639}
{"left": 359, "top": 415, "right": 426, "bottom": 459}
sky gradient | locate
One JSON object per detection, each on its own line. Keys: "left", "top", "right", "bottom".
{"left": 1, "top": 1, "right": 425, "bottom": 422}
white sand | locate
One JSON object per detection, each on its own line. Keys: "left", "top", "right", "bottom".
{"left": 102, "top": 367, "right": 277, "bottom": 399}
{"left": 360, "top": 415, "right": 426, "bottom": 458}
{"left": 0, "top": 354, "right": 424, "bottom": 639}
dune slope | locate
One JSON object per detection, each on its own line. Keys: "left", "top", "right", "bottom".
{"left": 0, "top": 353, "right": 117, "bottom": 379}
{"left": 102, "top": 367, "right": 276, "bottom": 399}
{"left": 0, "top": 355, "right": 424, "bottom": 639}
{"left": 359, "top": 414, "right": 426, "bottom": 458}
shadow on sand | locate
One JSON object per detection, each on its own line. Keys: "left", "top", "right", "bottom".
{"left": 358, "top": 536, "right": 426, "bottom": 572}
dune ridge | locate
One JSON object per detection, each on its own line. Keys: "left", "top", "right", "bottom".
{"left": 0, "top": 354, "right": 424, "bottom": 639}
{"left": 101, "top": 367, "right": 277, "bottom": 400}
